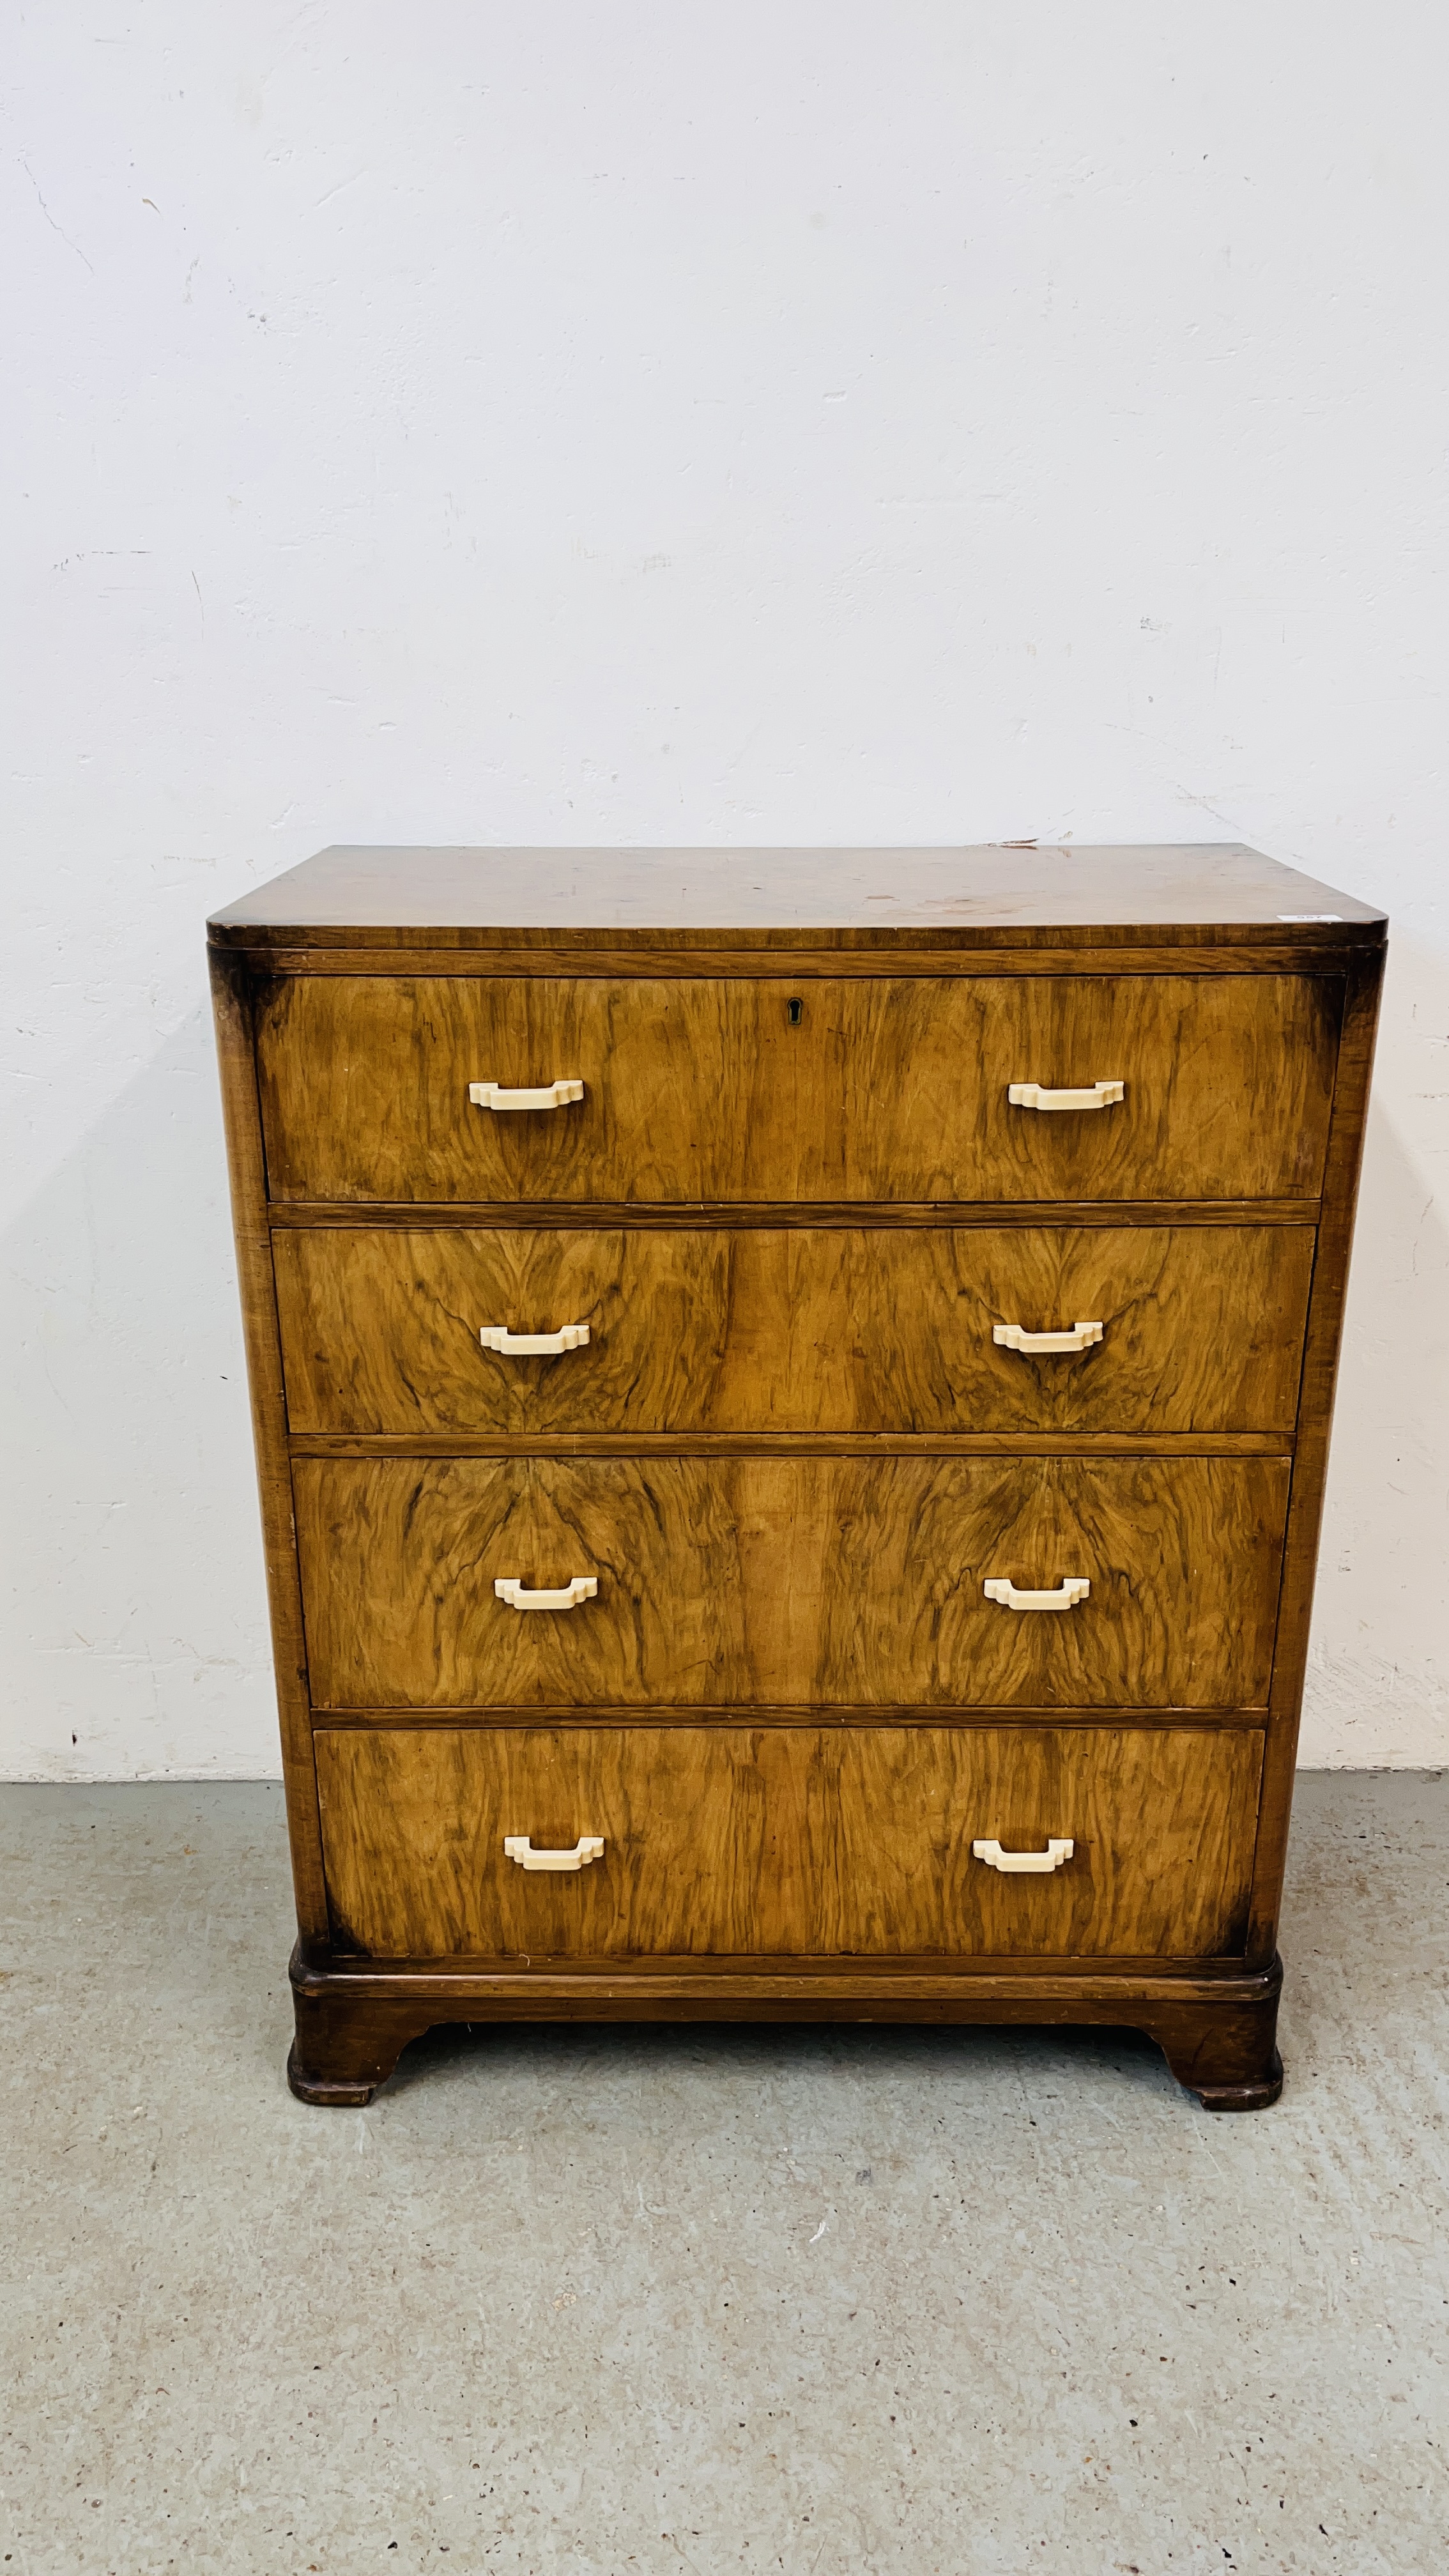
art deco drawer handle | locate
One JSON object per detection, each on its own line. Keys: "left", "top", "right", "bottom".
{"left": 480, "top": 1322, "right": 591, "bottom": 1356}
{"left": 494, "top": 1575, "right": 599, "bottom": 1611}
{"left": 993, "top": 1320, "right": 1103, "bottom": 1354}
{"left": 1008, "top": 1078, "right": 1124, "bottom": 1112}
{"left": 503, "top": 1835, "right": 605, "bottom": 1873}
{"left": 972, "top": 1837, "right": 1075, "bottom": 1874}
{"left": 983, "top": 1575, "right": 1090, "bottom": 1611}
{"left": 468, "top": 1078, "right": 585, "bottom": 1111}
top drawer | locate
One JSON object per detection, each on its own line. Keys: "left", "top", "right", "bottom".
{"left": 256, "top": 973, "right": 1341, "bottom": 1205}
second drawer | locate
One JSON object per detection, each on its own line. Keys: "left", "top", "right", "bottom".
{"left": 275, "top": 1222, "right": 1315, "bottom": 1436}
{"left": 294, "top": 1453, "right": 1291, "bottom": 1710}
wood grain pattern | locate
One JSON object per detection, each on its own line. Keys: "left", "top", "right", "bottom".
{"left": 293, "top": 1454, "right": 1290, "bottom": 1711}
{"left": 268, "top": 1197, "right": 1322, "bottom": 1230}
{"left": 1249, "top": 948, "right": 1386, "bottom": 1958}
{"left": 291, "top": 1434, "right": 1292, "bottom": 1462}
{"left": 207, "top": 952, "right": 328, "bottom": 1940}
{"left": 243, "top": 944, "right": 1370, "bottom": 981}
{"left": 314, "top": 1722, "right": 1264, "bottom": 1961}
{"left": 274, "top": 1222, "right": 1315, "bottom": 1437}
{"left": 311, "top": 1705, "right": 1268, "bottom": 1731}
{"left": 256, "top": 974, "right": 1342, "bottom": 1205}
{"left": 208, "top": 840, "right": 1386, "bottom": 944}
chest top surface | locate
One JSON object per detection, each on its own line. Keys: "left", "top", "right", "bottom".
{"left": 208, "top": 843, "right": 1384, "bottom": 954}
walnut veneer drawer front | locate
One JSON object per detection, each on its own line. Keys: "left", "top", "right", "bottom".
{"left": 256, "top": 973, "right": 1340, "bottom": 1203}
{"left": 294, "top": 1454, "right": 1289, "bottom": 1710}
{"left": 277, "top": 1222, "right": 1315, "bottom": 1436}
{"left": 314, "top": 1724, "right": 1264, "bottom": 1962}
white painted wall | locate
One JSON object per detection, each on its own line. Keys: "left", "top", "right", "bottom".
{"left": 4, "top": 3, "right": 1446, "bottom": 1777}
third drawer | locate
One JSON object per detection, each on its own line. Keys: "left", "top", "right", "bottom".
{"left": 294, "top": 1453, "right": 1291, "bottom": 1710}
{"left": 275, "top": 1222, "right": 1315, "bottom": 1436}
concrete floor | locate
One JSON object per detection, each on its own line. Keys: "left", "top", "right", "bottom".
{"left": 1, "top": 1778, "right": 1445, "bottom": 2576}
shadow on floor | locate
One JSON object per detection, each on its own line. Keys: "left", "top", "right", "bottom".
{"left": 383, "top": 2012, "right": 1177, "bottom": 2102}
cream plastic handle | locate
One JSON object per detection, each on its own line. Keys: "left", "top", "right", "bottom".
{"left": 469, "top": 1078, "right": 585, "bottom": 1111}
{"left": 494, "top": 1575, "right": 598, "bottom": 1611}
{"left": 1008, "top": 1078, "right": 1124, "bottom": 1112}
{"left": 503, "top": 1835, "right": 604, "bottom": 1873}
{"left": 480, "top": 1322, "right": 590, "bottom": 1355}
{"left": 972, "top": 1837, "right": 1075, "bottom": 1874}
{"left": 983, "top": 1576, "right": 1090, "bottom": 1611}
{"left": 993, "top": 1321, "right": 1103, "bottom": 1354}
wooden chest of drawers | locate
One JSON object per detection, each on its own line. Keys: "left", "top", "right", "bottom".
{"left": 208, "top": 844, "right": 1384, "bottom": 2111}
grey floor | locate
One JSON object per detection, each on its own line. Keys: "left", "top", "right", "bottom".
{"left": 1, "top": 1778, "right": 1445, "bottom": 2576}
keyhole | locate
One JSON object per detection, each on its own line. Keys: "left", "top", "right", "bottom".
{"left": 787, "top": 995, "right": 803, "bottom": 1025}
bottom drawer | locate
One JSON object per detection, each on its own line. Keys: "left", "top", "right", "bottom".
{"left": 316, "top": 1724, "right": 1263, "bottom": 1963}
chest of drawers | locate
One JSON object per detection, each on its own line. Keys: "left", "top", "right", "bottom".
{"left": 208, "top": 844, "right": 1384, "bottom": 2111}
